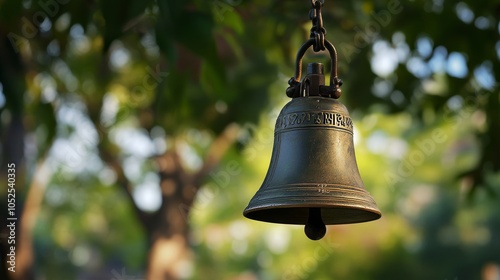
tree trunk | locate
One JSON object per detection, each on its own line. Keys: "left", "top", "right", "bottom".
{"left": 144, "top": 124, "right": 239, "bottom": 279}
{"left": 12, "top": 160, "right": 49, "bottom": 280}
{"left": 0, "top": 26, "right": 28, "bottom": 280}
{"left": 148, "top": 235, "right": 192, "bottom": 280}
{"left": 146, "top": 198, "right": 193, "bottom": 280}
{"left": 145, "top": 151, "right": 195, "bottom": 280}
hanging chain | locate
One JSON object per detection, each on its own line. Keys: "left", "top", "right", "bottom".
{"left": 286, "top": 0, "right": 343, "bottom": 99}
{"left": 309, "top": 0, "right": 326, "bottom": 52}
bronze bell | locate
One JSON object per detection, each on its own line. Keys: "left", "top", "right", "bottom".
{"left": 243, "top": 62, "right": 381, "bottom": 240}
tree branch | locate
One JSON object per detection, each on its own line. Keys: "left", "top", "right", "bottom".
{"left": 194, "top": 123, "right": 240, "bottom": 187}
{"left": 97, "top": 141, "right": 152, "bottom": 228}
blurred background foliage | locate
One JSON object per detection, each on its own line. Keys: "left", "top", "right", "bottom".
{"left": 0, "top": 0, "right": 499, "bottom": 279}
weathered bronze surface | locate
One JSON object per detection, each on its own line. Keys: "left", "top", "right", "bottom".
{"left": 243, "top": 63, "right": 381, "bottom": 240}
{"left": 243, "top": 0, "right": 381, "bottom": 240}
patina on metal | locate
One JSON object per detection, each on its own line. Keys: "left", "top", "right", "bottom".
{"left": 243, "top": 0, "right": 381, "bottom": 240}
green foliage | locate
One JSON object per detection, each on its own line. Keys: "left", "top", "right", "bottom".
{"left": 34, "top": 174, "right": 147, "bottom": 278}
{"left": 99, "top": 0, "right": 154, "bottom": 52}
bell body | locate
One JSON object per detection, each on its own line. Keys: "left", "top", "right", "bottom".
{"left": 243, "top": 96, "right": 381, "bottom": 225}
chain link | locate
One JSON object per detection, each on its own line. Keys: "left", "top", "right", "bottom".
{"left": 309, "top": 0, "right": 326, "bottom": 52}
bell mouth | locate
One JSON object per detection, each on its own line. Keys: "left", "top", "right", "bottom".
{"left": 243, "top": 183, "right": 381, "bottom": 225}
{"left": 243, "top": 205, "right": 381, "bottom": 225}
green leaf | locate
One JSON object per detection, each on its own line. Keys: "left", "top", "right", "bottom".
{"left": 173, "top": 10, "right": 225, "bottom": 81}
{"left": 200, "top": 61, "right": 225, "bottom": 98}
{"left": 99, "top": 0, "right": 153, "bottom": 52}
{"left": 213, "top": 4, "right": 244, "bottom": 35}
{"left": 34, "top": 102, "right": 57, "bottom": 156}
{"left": 155, "top": 21, "right": 176, "bottom": 65}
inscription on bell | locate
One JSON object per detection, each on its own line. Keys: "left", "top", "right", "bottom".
{"left": 275, "top": 111, "right": 353, "bottom": 132}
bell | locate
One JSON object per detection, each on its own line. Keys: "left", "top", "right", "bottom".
{"left": 243, "top": 62, "right": 381, "bottom": 240}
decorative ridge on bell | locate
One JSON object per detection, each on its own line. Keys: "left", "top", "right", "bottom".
{"left": 243, "top": 0, "right": 381, "bottom": 241}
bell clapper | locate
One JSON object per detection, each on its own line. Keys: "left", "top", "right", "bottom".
{"left": 304, "top": 207, "right": 326, "bottom": 240}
